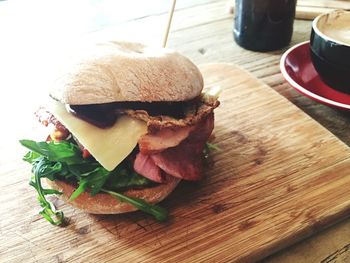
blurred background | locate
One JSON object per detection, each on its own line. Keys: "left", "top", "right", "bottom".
{"left": 0, "top": 0, "right": 348, "bottom": 140}
{"left": 0, "top": 0, "right": 179, "bottom": 139}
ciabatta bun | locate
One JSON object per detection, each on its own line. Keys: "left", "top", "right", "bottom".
{"left": 50, "top": 41, "right": 203, "bottom": 105}
{"left": 46, "top": 176, "right": 180, "bottom": 214}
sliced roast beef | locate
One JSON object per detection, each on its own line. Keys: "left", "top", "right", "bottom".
{"left": 184, "top": 112, "right": 215, "bottom": 155}
{"left": 134, "top": 113, "right": 214, "bottom": 181}
{"left": 151, "top": 113, "right": 214, "bottom": 181}
{"left": 151, "top": 145, "right": 202, "bottom": 181}
{"left": 134, "top": 152, "right": 165, "bottom": 183}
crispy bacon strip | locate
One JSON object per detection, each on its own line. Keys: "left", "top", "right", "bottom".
{"left": 138, "top": 126, "right": 195, "bottom": 155}
{"left": 126, "top": 96, "right": 219, "bottom": 132}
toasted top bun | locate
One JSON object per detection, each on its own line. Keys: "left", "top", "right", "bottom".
{"left": 49, "top": 41, "right": 203, "bottom": 105}
{"left": 46, "top": 176, "right": 180, "bottom": 214}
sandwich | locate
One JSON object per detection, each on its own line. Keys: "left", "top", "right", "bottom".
{"left": 20, "top": 41, "right": 219, "bottom": 225}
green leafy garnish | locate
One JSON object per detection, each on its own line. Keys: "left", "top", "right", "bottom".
{"left": 20, "top": 139, "right": 157, "bottom": 225}
{"left": 69, "top": 167, "right": 110, "bottom": 201}
{"left": 205, "top": 142, "right": 221, "bottom": 151}
{"left": 20, "top": 139, "right": 84, "bottom": 165}
{"left": 203, "top": 142, "right": 220, "bottom": 160}
{"left": 30, "top": 157, "right": 64, "bottom": 225}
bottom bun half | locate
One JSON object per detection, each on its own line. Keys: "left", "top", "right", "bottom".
{"left": 46, "top": 177, "right": 181, "bottom": 214}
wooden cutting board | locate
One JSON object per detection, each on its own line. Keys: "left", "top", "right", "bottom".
{"left": 297, "top": 0, "right": 350, "bottom": 20}
{"left": 2, "top": 63, "right": 350, "bottom": 263}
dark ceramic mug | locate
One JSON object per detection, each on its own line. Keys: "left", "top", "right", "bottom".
{"left": 310, "top": 10, "right": 350, "bottom": 92}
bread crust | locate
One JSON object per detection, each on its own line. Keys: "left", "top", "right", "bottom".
{"left": 50, "top": 41, "right": 203, "bottom": 104}
{"left": 46, "top": 176, "right": 180, "bottom": 214}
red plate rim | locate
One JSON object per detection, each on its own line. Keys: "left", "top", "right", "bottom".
{"left": 280, "top": 40, "right": 350, "bottom": 110}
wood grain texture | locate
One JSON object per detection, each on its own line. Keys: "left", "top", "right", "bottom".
{"left": 229, "top": 0, "right": 350, "bottom": 20}
{"left": 2, "top": 1, "right": 350, "bottom": 262}
{"left": 296, "top": 0, "right": 350, "bottom": 20}
{"left": 3, "top": 64, "right": 350, "bottom": 263}
{"left": 297, "top": 0, "right": 350, "bottom": 10}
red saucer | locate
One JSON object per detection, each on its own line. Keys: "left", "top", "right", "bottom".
{"left": 280, "top": 41, "right": 350, "bottom": 110}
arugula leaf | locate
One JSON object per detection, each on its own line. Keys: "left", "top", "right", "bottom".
{"left": 33, "top": 159, "right": 62, "bottom": 181}
{"left": 68, "top": 162, "right": 100, "bottom": 177}
{"left": 23, "top": 151, "right": 41, "bottom": 164}
{"left": 83, "top": 167, "right": 110, "bottom": 195}
{"left": 69, "top": 180, "right": 88, "bottom": 201}
{"left": 70, "top": 167, "right": 110, "bottom": 200}
{"left": 206, "top": 142, "right": 221, "bottom": 151}
{"left": 203, "top": 142, "right": 220, "bottom": 160}
{"left": 31, "top": 157, "right": 65, "bottom": 225}
{"left": 29, "top": 177, "right": 62, "bottom": 195}
{"left": 102, "top": 188, "right": 168, "bottom": 221}
{"left": 20, "top": 139, "right": 84, "bottom": 165}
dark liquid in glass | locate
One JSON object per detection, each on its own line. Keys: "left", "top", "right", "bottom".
{"left": 234, "top": 0, "right": 297, "bottom": 51}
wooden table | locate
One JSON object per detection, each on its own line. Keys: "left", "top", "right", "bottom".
{"left": 1, "top": 0, "right": 350, "bottom": 262}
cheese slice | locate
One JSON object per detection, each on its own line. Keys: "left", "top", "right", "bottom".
{"left": 49, "top": 100, "right": 147, "bottom": 171}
